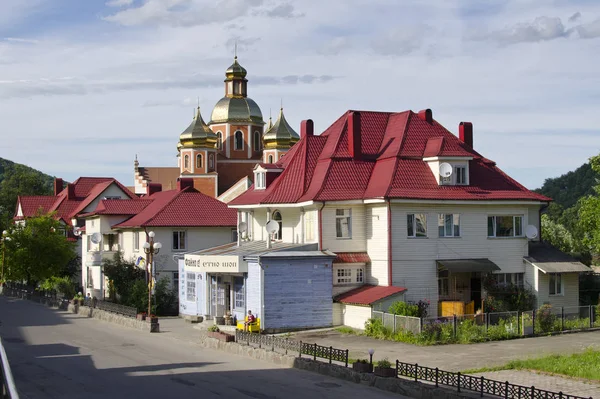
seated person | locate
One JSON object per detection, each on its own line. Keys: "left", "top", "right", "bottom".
{"left": 244, "top": 310, "right": 256, "bottom": 331}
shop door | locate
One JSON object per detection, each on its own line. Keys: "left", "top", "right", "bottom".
{"left": 211, "top": 278, "right": 227, "bottom": 317}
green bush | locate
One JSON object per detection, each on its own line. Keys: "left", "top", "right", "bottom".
{"left": 207, "top": 325, "right": 220, "bottom": 332}
{"left": 364, "top": 318, "right": 392, "bottom": 339}
{"left": 377, "top": 358, "right": 392, "bottom": 368}
{"left": 536, "top": 305, "right": 557, "bottom": 333}
{"left": 39, "top": 276, "right": 75, "bottom": 298}
{"left": 153, "top": 277, "right": 178, "bottom": 316}
{"left": 388, "top": 301, "right": 419, "bottom": 317}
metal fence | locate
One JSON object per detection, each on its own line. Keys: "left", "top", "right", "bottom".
{"left": 396, "top": 360, "right": 592, "bottom": 399}
{"left": 89, "top": 299, "right": 137, "bottom": 318}
{"left": 234, "top": 330, "right": 349, "bottom": 366}
{"left": 0, "top": 337, "right": 20, "bottom": 399}
{"left": 372, "top": 311, "right": 422, "bottom": 335}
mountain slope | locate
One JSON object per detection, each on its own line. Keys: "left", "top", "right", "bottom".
{"left": 535, "top": 162, "right": 599, "bottom": 209}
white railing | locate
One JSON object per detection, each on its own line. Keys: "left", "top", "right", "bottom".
{"left": 0, "top": 337, "right": 19, "bottom": 399}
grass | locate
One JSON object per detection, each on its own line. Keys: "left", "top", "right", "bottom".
{"left": 462, "top": 348, "right": 600, "bottom": 381}
{"left": 335, "top": 326, "right": 361, "bottom": 335}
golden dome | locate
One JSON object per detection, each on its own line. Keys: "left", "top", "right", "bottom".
{"left": 225, "top": 57, "right": 247, "bottom": 80}
{"left": 178, "top": 107, "right": 218, "bottom": 150}
{"left": 263, "top": 108, "right": 299, "bottom": 149}
{"left": 210, "top": 97, "right": 264, "bottom": 124}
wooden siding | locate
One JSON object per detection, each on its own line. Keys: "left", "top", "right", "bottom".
{"left": 372, "top": 292, "right": 406, "bottom": 312}
{"left": 536, "top": 271, "right": 579, "bottom": 308}
{"left": 263, "top": 259, "right": 333, "bottom": 330}
{"left": 322, "top": 205, "right": 367, "bottom": 252}
{"left": 342, "top": 304, "right": 372, "bottom": 330}
{"left": 366, "top": 205, "right": 389, "bottom": 285}
{"left": 246, "top": 261, "right": 262, "bottom": 321}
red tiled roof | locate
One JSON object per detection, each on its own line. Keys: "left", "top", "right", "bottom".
{"left": 113, "top": 187, "right": 237, "bottom": 228}
{"left": 17, "top": 196, "right": 56, "bottom": 217}
{"left": 333, "top": 252, "right": 371, "bottom": 264}
{"left": 334, "top": 285, "right": 407, "bottom": 306}
{"left": 229, "top": 110, "right": 551, "bottom": 206}
{"left": 80, "top": 199, "right": 153, "bottom": 217}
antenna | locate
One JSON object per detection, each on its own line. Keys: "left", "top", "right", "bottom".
{"left": 266, "top": 220, "right": 279, "bottom": 235}
{"left": 238, "top": 221, "right": 248, "bottom": 234}
{"left": 90, "top": 232, "right": 102, "bottom": 244}
{"left": 234, "top": 39, "right": 237, "bottom": 59}
{"left": 439, "top": 163, "right": 453, "bottom": 178}
{"left": 525, "top": 225, "right": 538, "bottom": 240}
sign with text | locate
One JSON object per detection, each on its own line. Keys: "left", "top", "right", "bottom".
{"left": 184, "top": 255, "right": 246, "bottom": 273}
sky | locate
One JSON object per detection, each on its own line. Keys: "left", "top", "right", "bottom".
{"left": 0, "top": 0, "right": 599, "bottom": 190}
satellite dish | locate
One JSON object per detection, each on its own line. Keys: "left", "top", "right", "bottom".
{"left": 90, "top": 232, "right": 102, "bottom": 244}
{"left": 439, "top": 163, "right": 453, "bottom": 178}
{"left": 266, "top": 220, "right": 279, "bottom": 234}
{"left": 525, "top": 225, "right": 538, "bottom": 240}
{"left": 238, "top": 222, "right": 248, "bottom": 233}
{"left": 73, "top": 227, "right": 82, "bottom": 237}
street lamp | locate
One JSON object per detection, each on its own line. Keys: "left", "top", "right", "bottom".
{"left": 143, "top": 231, "right": 162, "bottom": 317}
{"left": 368, "top": 348, "right": 375, "bottom": 367}
{"left": 1, "top": 230, "right": 11, "bottom": 286}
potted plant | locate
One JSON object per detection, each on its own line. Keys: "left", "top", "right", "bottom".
{"left": 137, "top": 312, "right": 147, "bottom": 321}
{"left": 72, "top": 292, "right": 84, "bottom": 305}
{"left": 352, "top": 359, "right": 373, "bottom": 373}
{"left": 374, "top": 358, "right": 396, "bottom": 378}
{"left": 207, "top": 325, "right": 234, "bottom": 342}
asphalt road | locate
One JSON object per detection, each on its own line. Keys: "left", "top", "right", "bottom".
{"left": 0, "top": 296, "right": 407, "bottom": 399}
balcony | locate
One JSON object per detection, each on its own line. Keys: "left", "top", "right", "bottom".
{"left": 86, "top": 251, "right": 118, "bottom": 266}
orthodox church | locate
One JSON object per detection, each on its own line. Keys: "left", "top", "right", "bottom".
{"left": 133, "top": 57, "right": 300, "bottom": 199}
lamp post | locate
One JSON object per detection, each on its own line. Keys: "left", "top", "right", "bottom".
{"left": 142, "top": 231, "right": 162, "bottom": 317}
{"left": 368, "top": 348, "right": 375, "bottom": 368}
{"left": 1, "top": 230, "right": 11, "bottom": 287}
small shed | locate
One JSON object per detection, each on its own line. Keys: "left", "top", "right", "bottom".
{"left": 333, "top": 285, "right": 407, "bottom": 330}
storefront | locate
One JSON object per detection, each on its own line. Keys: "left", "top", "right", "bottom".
{"left": 179, "top": 241, "right": 336, "bottom": 332}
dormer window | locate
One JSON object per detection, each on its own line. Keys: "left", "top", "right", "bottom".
{"left": 255, "top": 172, "right": 266, "bottom": 189}
{"left": 455, "top": 166, "right": 467, "bottom": 185}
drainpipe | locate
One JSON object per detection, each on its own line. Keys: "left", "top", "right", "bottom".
{"left": 300, "top": 207, "right": 305, "bottom": 244}
{"left": 317, "top": 202, "right": 325, "bottom": 251}
{"left": 387, "top": 200, "right": 393, "bottom": 287}
{"left": 266, "top": 208, "right": 271, "bottom": 249}
{"left": 237, "top": 211, "right": 241, "bottom": 247}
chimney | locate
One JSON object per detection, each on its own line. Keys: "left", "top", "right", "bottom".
{"left": 177, "top": 177, "right": 194, "bottom": 191}
{"left": 459, "top": 122, "right": 473, "bottom": 148}
{"left": 53, "top": 178, "right": 64, "bottom": 196}
{"left": 66, "top": 183, "right": 75, "bottom": 200}
{"left": 418, "top": 109, "right": 433, "bottom": 123}
{"left": 348, "top": 111, "right": 362, "bottom": 160}
{"left": 301, "top": 119, "right": 314, "bottom": 138}
{"left": 146, "top": 183, "right": 162, "bottom": 196}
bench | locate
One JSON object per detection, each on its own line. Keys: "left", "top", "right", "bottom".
{"left": 236, "top": 316, "right": 261, "bottom": 333}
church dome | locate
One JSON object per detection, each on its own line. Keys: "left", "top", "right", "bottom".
{"left": 178, "top": 107, "right": 217, "bottom": 150}
{"left": 225, "top": 57, "right": 247, "bottom": 79}
{"left": 263, "top": 108, "right": 299, "bottom": 149}
{"left": 210, "top": 97, "right": 264, "bottom": 124}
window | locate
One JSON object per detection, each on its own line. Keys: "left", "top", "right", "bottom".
{"left": 272, "top": 210, "right": 282, "bottom": 240}
{"left": 186, "top": 272, "right": 196, "bottom": 301}
{"left": 337, "top": 269, "right": 352, "bottom": 284}
{"left": 173, "top": 272, "right": 179, "bottom": 292}
{"left": 209, "top": 154, "right": 214, "bottom": 169}
{"left": 87, "top": 235, "right": 92, "bottom": 251}
{"left": 356, "top": 268, "right": 364, "bottom": 283}
{"left": 494, "top": 273, "right": 524, "bottom": 288}
{"left": 184, "top": 154, "right": 190, "bottom": 169}
{"left": 173, "top": 231, "right": 186, "bottom": 250}
{"left": 549, "top": 273, "right": 562, "bottom": 295}
{"left": 305, "top": 211, "right": 315, "bottom": 242}
{"left": 254, "top": 131, "right": 261, "bottom": 151}
{"left": 133, "top": 231, "right": 140, "bottom": 251}
{"left": 455, "top": 166, "right": 467, "bottom": 185}
{"left": 196, "top": 154, "right": 203, "bottom": 169}
{"left": 268, "top": 155, "right": 274, "bottom": 164}
{"left": 216, "top": 132, "right": 222, "bottom": 150}
{"left": 488, "top": 216, "right": 523, "bottom": 237}
{"left": 231, "top": 229, "right": 238, "bottom": 242}
{"left": 86, "top": 267, "right": 93, "bottom": 288}
{"left": 255, "top": 172, "right": 265, "bottom": 189}
{"left": 234, "top": 276, "right": 244, "bottom": 309}
{"left": 438, "top": 214, "right": 460, "bottom": 237}
{"left": 438, "top": 269, "right": 449, "bottom": 296}
{"left": 234, "top": 131, "right": 243, "bottom": 150}
{"left": 335, "top": 209, "right": 352, "bottom": 239}
{"left": 106, "top": 234, "right": 117, "bottom": 251}
{"left": 407, "top": 213, "right": 427, "bottom": 237}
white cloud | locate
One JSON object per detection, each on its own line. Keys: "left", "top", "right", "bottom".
{"left": 478, "top": 16, "right": 570, "bottom": 44}
{"left": 574, "top": 18, "right": 600, "bottom": 39}
{"left": 106, "top": 0, "right": 134, "bottom": 7}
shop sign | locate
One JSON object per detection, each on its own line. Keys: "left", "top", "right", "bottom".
{"left": 184, "top": 255, "right": 246, "bottom": 273}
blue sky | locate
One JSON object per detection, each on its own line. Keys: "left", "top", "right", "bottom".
{"left": 0, "top": 0, "right": 599, "bottom": 190}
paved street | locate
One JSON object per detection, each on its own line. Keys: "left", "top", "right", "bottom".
{"left": 0, "top": 296, "right": 407, "bottom": 399}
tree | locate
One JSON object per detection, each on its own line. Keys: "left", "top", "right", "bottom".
{"left": 541, "top": 213, "right": 574, "bottom": 253}
{"left": 4, "top": 213, "right": 77, "bottom": 284}
{"left": 102, "top": 252, "right": 145, "bottom": 303}
{"left": 578, "top": 157, "right": 600, "bottom": 261}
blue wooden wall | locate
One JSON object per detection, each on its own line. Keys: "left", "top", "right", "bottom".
{"left": 263, "top": 259, "right": 333, "bottom": 330}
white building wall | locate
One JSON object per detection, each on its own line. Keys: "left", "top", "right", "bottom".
{"left": 246, "top": 261, "right": 263, "bottom": 321}
{"left": 342, "top": 304, "right": 372, "bottom": 330}
{"left": 80, "top": 184, "right": 131, "bottom": 214}
{"left": 332, "top": 302, "right": 343, "bottom": 326}
{"left": 536, "top": 271, "right": 579, "bottom": 309}
{"left": 366, "top": 205, "right": 388, "bottom": 286}
{"left": 321, "top": 205, "right": 366, "bottom": 252}
{"left": 303, "top": 209, "right": 318, "bottom": 244}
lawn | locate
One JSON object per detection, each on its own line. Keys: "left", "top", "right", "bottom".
{"left": 463, "top": 349, "right": 600, "bottom": 381}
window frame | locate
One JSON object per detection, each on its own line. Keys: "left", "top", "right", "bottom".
{"left": 438, "top": 214, "right": 460, "bottom": 237}
{"left": 336, "top": 268, "right": 352, "bottom": 284}
{"left": 255, "top": 172, "right": 266, "bottom": 189}
{"left": 186, "top": 272, "right": 196, "bottom": 302}
{"left": 234, "top": 276, "right": 245, "bottom": 310}
{"left": 234, "top": 130, "right": 244, "bottom": 151}
{"left": 487, "top": 215, "right": 524, "bottom": 238}
{"left": 196, "top": 153, "right": 203, "bottom": 169}
{"left": 268, "top": 155, "right": 274, "bottom": 164}
{"left": 335, "top": 208, "right": 352, "bottom": 239}
{"left": 184, "top": 154, "right": 190, "bottom": 169}
{"left": 407, "top": 213, "right": 427, "bottom": 238}
{"left": 438, "top": 270, "right": 449, "bottom": 296}
{"left": 272, "top": 210, "right": 283, "bottom": 241}
{"left": 455, "top": 166, "right": 467, "bottom": 185}
{"left": 216, "top": 132, "right": 223, "bottom": 150}
{"left": 356, "top": 268, "right": 364, "bottom": 283}
{"left": 253, "top": 131, "right": 261, "bottom": 151}
{"left": 133, "top": 231, "right": 140, "bottom": 251}
{"left": 172, "top": 230, "right": 187, "bottom": 251}
{"left": 549, "top": 273, "right": 563, "bottom": 296}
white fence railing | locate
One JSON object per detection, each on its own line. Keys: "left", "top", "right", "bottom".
{"left": 0, "top": 337, "right": 20, "bottom": 399}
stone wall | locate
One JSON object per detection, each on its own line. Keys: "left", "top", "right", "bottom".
{"left": 196, "top": 333, "right": 483, "bottom": 399}
{"left": 67, "top": 304, "right": 157, "bottom": 332}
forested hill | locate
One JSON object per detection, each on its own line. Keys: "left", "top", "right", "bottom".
{"left": 535, "top": 162, "right": 599, "bottom": 209}
{"left": 0, "top": 157, "right": 55, "bottom": 229}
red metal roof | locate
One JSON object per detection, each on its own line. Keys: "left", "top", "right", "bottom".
{"left": 334, "top": 285, "right": 407, "bottom": 306}
{"left": 229, "top": 110, "right": 551, "bottom": 206}
{"left": 333, "top": 252, "right": 371, "bottom": 264}
{"left": 17, "top": 196, "right": 56, "bottom": 217}
{"left": 113, "top": 187, "right": 237, "bottom": 228}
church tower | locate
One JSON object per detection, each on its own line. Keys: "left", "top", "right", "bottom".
{"left": 177, "top": 107, "right": 219, "bottom": 197}
{"left": 262, "top": 107, "right": 300, "bottom": 163}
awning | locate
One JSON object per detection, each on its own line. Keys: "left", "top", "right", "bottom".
{"left": 436, "top": 259, "right": 500, "bottom": 273}
{"left": 524, "top": 242, "right": 591, "bottom": 274}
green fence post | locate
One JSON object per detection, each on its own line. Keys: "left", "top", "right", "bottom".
{"left": 561, "top": 307, "right": 565, "bottom": 331}
{"left": 298, "top": 341, "right": 302, "bottom": 358}
{"left": 589, "top": 305, "right": 593, "bottom": 328}
{"left": 453, "top": 315, "right": 457, "bottom": 337}
{"left": 329, "top": 346, "right": 332, "bottom": 364}
{"left": 313, "top": 343, "right": 317, "bottom": 361}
